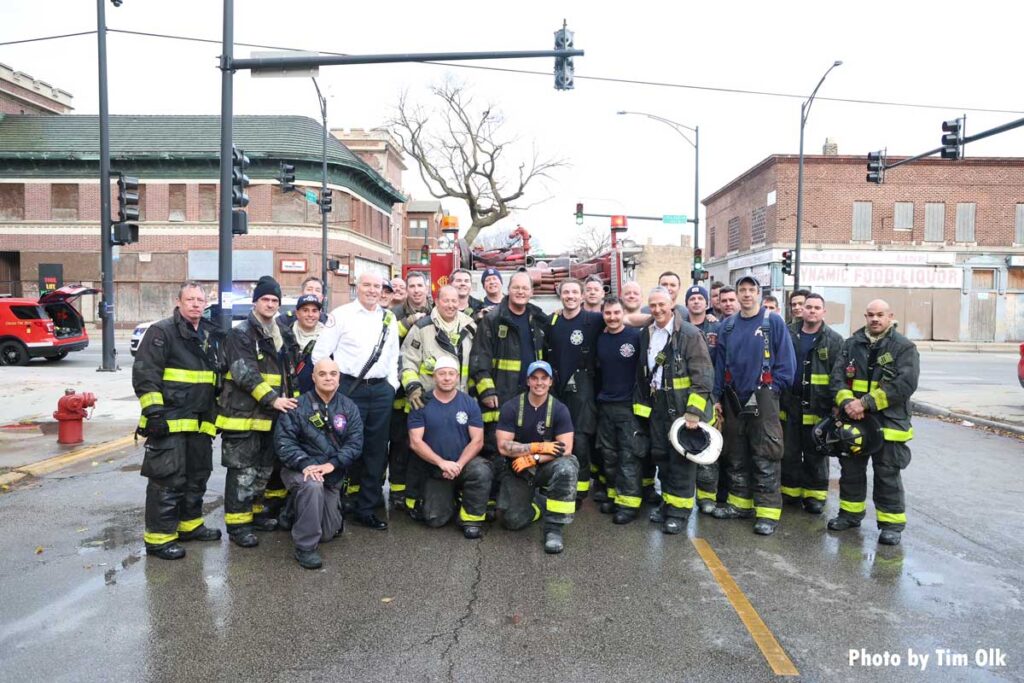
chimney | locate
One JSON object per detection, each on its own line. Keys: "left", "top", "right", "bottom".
{"left": 822, "top": 138, "right": 838, "bottom": 155}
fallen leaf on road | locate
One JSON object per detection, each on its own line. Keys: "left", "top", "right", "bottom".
{"left": 91, "top": 461, "right": 99, "bottom": 467}
{"left": 34, "top": 546, "right": 44, "bottom": 554}
{"left": 76, "top": 527, "right": 88, "bottom": 533}
{"left": 381, "top": 597, "right": 394, "bottom": 603}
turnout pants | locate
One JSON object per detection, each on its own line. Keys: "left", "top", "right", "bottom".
{"left": 142, "top": 432, "right": 214, "bottom": 548}
{"left": 596, "top": 401, "right": 643, "bottom": 510}
{"left": 498, "top": 455, "right": 579, "bottom": 530}
{"left": 422, "top": 458, "right": 494, "bottom": 528}
{"left": 281, "top": 467, "right": 344, "bottom": 551}
{"left": 346, "top": 379, "right": 396, "bottom": 517}
{"left": 721, "top": 389, "right": 784, "bottom": 522}
{"left": 835, "top": 441, "right": 910, "bottom": 531}
{"left": 781, "top": 416, "right": 829, "bottom": 504}
{"left": 649, "top": 392, "right": 696, "bottom": 519}
{"left": 222, "top": 430, "right": 276, "bottom": 533}
{"left": 387, "top": 406, "right": 412, "bottom": 505}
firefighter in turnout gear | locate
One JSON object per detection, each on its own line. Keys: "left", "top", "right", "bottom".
{"left": 781, "top": 293, "right": 843, "bottom": 513}
{"left": 633, "top": 287, "right": 715, "bottom": 533}
{"left": 399, "top": 285, "right": 475, "bottom": 516}
{"left": 828, "top": 299, "right": 920, "bottom": 546}
{"left": 133, "top": 282, "right": 224, "bottom": 560}
{"left": 683, "top": 285, "right": 725, "bottom": 515}
{"left": 217, "top": 276, "right": 298, "bottom": 548}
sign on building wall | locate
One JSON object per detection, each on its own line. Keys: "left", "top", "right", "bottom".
{"left": 799, "top": 265, "right": 963, "bottom": 289}
{"left": 188, "top": 250, "right": 274, "bottom": 282}
{"left": 280, "top": 259, "right": 307, "bottom": 273}
{"left": 353, "top": 256, "right": 390, "bottom": 280}
{"left": 38, "top": 264, "right": 63, "bottom": 294}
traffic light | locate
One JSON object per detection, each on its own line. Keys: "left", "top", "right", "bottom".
{"left": 866, "top": 150, "right": 885, "bottom": 184}
{"left": 781, "top": 249, "right": 793, "bottom": 276}
{"left": 231, "top": 145, "right": 250, "bottom": 208}
{"left": 554, "top": 23, "right": 574, "bottom": 91}
{"left": 691, "top": 248, "right": 704, "bottom": 282}
{"left": 319, "top": 188, "right": 333, "bottom": 214}
{"left": 575, "top": 202, "right": 584, "bottom": 225}
{"left": 419, "top": 245, "right": 429, "bottom": 265}
{"left": 278, "top": 162, "right": 296, "bottom": 193}
{"left": 112, "top": 173, "right": 139, "bottom": 245}
{"left": 941, "top": 118, "right": 964, "bottom": 160}
{"left": 231, "top": 209, "right": 248, "bottom": 236}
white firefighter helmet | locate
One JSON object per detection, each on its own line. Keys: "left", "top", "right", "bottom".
{"left": 668, "top": 418, "right": 723, "bottom": 465}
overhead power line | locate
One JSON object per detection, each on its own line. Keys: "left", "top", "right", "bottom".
{"left": 0, "top": 30, "right": 96, "bottom": 47}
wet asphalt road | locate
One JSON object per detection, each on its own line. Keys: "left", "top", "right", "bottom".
{"left": 0, "top": 417, "right": 1022, "bottom": 682}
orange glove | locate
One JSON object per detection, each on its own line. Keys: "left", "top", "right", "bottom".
{"left": 511, "top": 455, "right": 536, "bottom": 473}
{"left": 530, "top": 441, "right": 565, "bottom": 456}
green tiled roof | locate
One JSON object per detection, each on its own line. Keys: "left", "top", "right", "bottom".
{"left": 0, "top": 114, "right": 405, "bottom": 211}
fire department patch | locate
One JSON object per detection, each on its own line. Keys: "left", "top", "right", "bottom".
{"left": 620, "top": 343, "right": 636, "bottom": 358}
{"left": 536, "top": 422, "right": 547, "bottom": 436}
{"left": 707, "top": 332, "right": 718, "bottom": 348}
{"left": 570, "top": 329, "right": 584, "bottom": 346}
{"left": 332, "top": 413, "right": 348, "bottom": 434}
{"left": 325, "top": 314, "right": 336, "bottom": 328}
{"left": 456, "top": 411, "right": 469, "bottom": 425}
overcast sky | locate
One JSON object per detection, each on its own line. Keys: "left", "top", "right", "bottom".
{"left": 3, "top": 0, "right": 1023, "bottom": 253}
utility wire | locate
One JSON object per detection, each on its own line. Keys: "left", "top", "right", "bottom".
{"left": 0, "top": 30, "right": 96, "bottom": 47}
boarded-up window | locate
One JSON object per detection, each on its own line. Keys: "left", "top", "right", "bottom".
{"left": 272, "top": 187, "right": 308, "bottom": 223}
{"left": 168, "top": 184, "right": 186, "bottom": 222}
{"left": 972, "top": 269, "right": 995, "bottom": 289}
{"left": 727, "top": 217, "right": 740, "bottom": 252}
{"left": 750, "top": 206, "right": 766, "bottom": 244}
{"left": 1007, "top": 267, "right": 1024, "bottom": 290}
{"left": 894, "top": 202, "right": 913, "bottom": 230}
{"left": 955, "top": 203, "right": 976, "bottom": 242}
{"left": 0, "top": 184, "right": 25, "bottom": 220}
{"left": 51, "top": 184, "right": 78, "bottom": 221}
{"left": 198, "top": 184, "right": 217, "bottom": 222}
{"left": 1015, "top": 204, "right": 1024, "bottom": 244}
{"left": 852, "top": 201, "right": 872, "bottom": 241}
{"left": 924, "top": 203, "right": 945, "bottom": 242}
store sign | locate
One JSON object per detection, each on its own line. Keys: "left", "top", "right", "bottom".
{"left": 799, "top": 265, "right": 963, "bottom": 289}
{"left": 280, "top": 259, "right": 307, "bottom": 273}
{"left": 801, "top": 250, "right": 956, "bottom": 266}
{"left": 188, "top": 250, "right": 273, "bottom": 281}
{"left": 38, "top": 263, "right": 63, "bottom": 294}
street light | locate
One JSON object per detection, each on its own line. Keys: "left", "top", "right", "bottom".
{"left": 312, "top": 78, "right": 330, "bottom": 295}
{"left": 617, "top": 110, "right": 701, "bottom": 284}
{"left": 793, "top": 59, "right": 842, "bottom": 291}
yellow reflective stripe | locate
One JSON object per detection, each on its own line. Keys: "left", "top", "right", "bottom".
{"left": 139, "top": 392, "right": 164, "bottom": 408}
{"left": 251, "top": 382, "right": 274, "bottom": 402}
{"left": 589, "top": 463, "right": 600, "bottom": 474}
{"left": 418, "top": 362, "right": 434, "bottom": 376}
{"left": 633, "top": 403, "right": 652, "bottom": 418}
{"left": 756, "top": 506, "right": 782, "bottom": 521}
{"left": 401, "top": 369, "right": 420, "bottom": 387}
{"left": 576, "top": 480, "right": 591, "bottom": 492}
{"left": 780, "top": 486, "right": 803, "bottom": 498}
{"left": 405, "top": 497, "right": 417, "bottom": 511}
{"left": 663, "top": 492, "right": 694, "bottom": 509}
{"left": 345, "top": 484, "right": 361, "bottom": 495}
{"left": 840, "top": 499, "right": 866, "bottom": 514}
{"left": 251, "top": 504, "right": 265, "bottom": 514}
{"left": 802, "top": 489, "right": 828, "bottom": 501}
{"left": 615, "top": 495, "right": 642, "bottom": 509}
{"left": 482, "top": 410, "right": 500, "bottom": 423}
{"left": 870, "top": 388, "right": 889, "bottom": 411}
{"left": 398, "top": 321, "right": 409, "bottom": 337}
{"left": 199, "top": 421, "right": 216, "bottom": 436}
{"left": 835, "top": 389, "right": 855, "bottom": 405}
{"left": 696, "top": 489, "right": 716, "bottom": 501}
{"left": 641, "top": 478, "right": 655, "bottom": 488}
{"left": 707, "top": 410, "right": 718, "bottom": 427}
{"left": 262, "top": 374, "right": 282, "bottom": 387}
{"left": 265, "top": 488, "right": 287, "bottom": 499}
{"left": 882, "top": 427, "right": 913, "bottom": 442}
{"left": 687, "top": 392, "right": 707, "bottom": 412}
{"left": 727, "top": 494, "right": 754, "bottom": 510}
{"left": 462, "top": 366, "right": 470, "bottom": 378}
{"left": 779, "top": 409, "right": 788, "bottom": 421}
{"left": 546, "top": 498, "right": 576, "bottom": 514}
{"left": 476, "top": 377, "right": 495, "bottom": 393}
{"left": 802, "top": 413, "right": 820, "bottom": 425}
{"left": 144, "top": 531, "right": 179, "bottom": 545}
{"left": 851, "top": 379, "right": 869, "bottom": 392}
{"left": 224, "top": 512, "right": 253, "bottom": 525}
{"left": 390, "top": 483, "right": 407, "bottom": 493}
{"left": 163, "top": 368, "right": 216, "bottom": 384}
{"left": 393, "top": 397, "right": 407, "bottom": 410}
{"left": 607, "top": 487, "right": 618, "bottom": 499}
{"left": 214, "top": 415, "right": 273, "bottom": 432}
{"left": 530, "top": 502, "right": 542, "bottom": 522}
{"left": 810, "top": 373, "right": 830, "bottom": 385}
{"left": 494, "top": 359, "right": 521, "bottom": 372}
{"left": 876, "top": 510, "right": 906, "bottom": 524}
{"left": 459, "top": 506, "right": 487, "bottom": 523}
{"left": 177, "top": 517, "right": 204, "bottom": 533}
{"left": 671, "top": 376, "right": 693, "bottom": 390}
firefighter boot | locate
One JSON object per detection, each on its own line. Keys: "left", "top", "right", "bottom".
{"left": 712, "top": 504, "right": 755, "bottom": 520}
{"left": 878, "top": 529, "right": 902, "bottom": 546}
{"left": 229, "top": 526, "right": 259, "bottom": 548}
{"left": 294, "top": 547, "right": 322, "bottom": 570}
{"left": 146, "top": 542, "right": 186, "bottom": 560}
{"left": 827, "top": 515, "right": 862, "bottom": 531}
{"left": 753, "top": 519, "right": 778, "bottom": 536}
{"left": 178, "top": 525, "right": 222, "bottom": 542}
{"left": 543, "top": 524, "right": 564, "bottom": 554}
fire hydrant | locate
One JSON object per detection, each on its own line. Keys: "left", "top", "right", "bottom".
{"left": 53, "top": 388, "right": 97, "bottom": 445}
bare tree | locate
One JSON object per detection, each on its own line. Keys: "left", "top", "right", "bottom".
{"left": 389, "top": 80, "right": 566, "bottom": 246}
{"left": 572, "top": 224, "right": 611, "bottom": 260}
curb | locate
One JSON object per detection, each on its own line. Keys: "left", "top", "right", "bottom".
{"left": 911, "top": 400, "right": 1024, "bottom": 437}
{"left": 1, "top": 433, "right": 138, "bottom": 488}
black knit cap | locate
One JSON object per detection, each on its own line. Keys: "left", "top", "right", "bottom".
{"left": 252, "top": 275, "right": 282, "bottom": 302}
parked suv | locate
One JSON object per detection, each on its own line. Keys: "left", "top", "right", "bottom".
{"left": 0, "top": 285, "right": 98, "bottom": 365}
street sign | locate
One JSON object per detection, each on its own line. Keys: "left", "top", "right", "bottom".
{"left": 305, "top": 189, "right": 319, "bottom": 204}
{"left": 662, "top": 214, "right": 688, "bottom": 224}
{"left": 250, "top": 51, "right": 319, "bottom": 78}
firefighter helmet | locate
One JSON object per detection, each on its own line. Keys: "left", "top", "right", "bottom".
{"left": 813, "top": 414, "right": 883, "bottom": 458}
{"left": 669, "top": 418, "right": 723, "bottom": 465}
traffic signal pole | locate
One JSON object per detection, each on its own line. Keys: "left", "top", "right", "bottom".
{"left": 312, "top": 78, "right": 328, "bottom": 292}
{"left": 217, "top": 0, "right": 235, "bottom": 331}
{"left": 96, "top": 0, "right": 116, "bottom": 371}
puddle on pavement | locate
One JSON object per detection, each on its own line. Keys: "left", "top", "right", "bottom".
{"left": 104, "top": 551, "right": 142, "bottom": 585}
{"left": 79, "top": 525, "right": 139, "bottom": 553}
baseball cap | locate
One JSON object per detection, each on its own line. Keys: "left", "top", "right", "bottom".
{"left": 685, "top": 285, "right": 709, "bottom": 304}
{"left": 382, "top": 279, "right": 394, "bottom": 292}
{"left": 433, "top": 356, "right": 460, "bottom": 373}
{"left": 481, "top": 267, "right": 503, "bottom": 284}
{"left": 295, "top": 294, "right": 322, "bottom": 310}
{"left": 736, "top": 274, "right": 760, "bottom": 288}
{"left": 527, "top": 360, "right": 553, "bottom": 378}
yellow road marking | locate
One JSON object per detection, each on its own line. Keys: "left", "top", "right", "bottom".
{"left": 691, "top": 537, "right": 799, "bottom": 677}
{"left": 18, "top": 433, "right": 138, "bottom": 477}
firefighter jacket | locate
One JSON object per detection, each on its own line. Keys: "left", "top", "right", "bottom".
{"left": 216, "top": 312, "right": 293, "bottom": 433}
{"left": 276, "top": 316, "right": 323, "bottom": 398}
{"left": 829, "top": 324, "right": 919, "bottom": 443}
{"left": 400, "top": 308, "right": 475, "bottom": 395}
{"left": 783, "top": 323, "right": 843, "bottom": 426}
{"left": 469, "top": 299, "right": 550, "bottom": 423}
{"left": 274, "top": 389, "right": 364, "bottom": 487}
{"left": 546, "top": 311, "right": 600, "bottom": 435}
{"left": 392, "top": 299, "right": 433, "bottom": 340}
{"left": 133, "top": 309, "right": 224, "bottom": 437}
{"left": 632, "top": 312, "right": 715, "bottom": 423}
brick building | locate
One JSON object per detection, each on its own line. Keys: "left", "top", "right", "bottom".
{"left": 404, "top": 199, "right": 444, "bottom": 266}
{"left": 0, "top": 114, "right": 405, "bottom": 325}
{"left": 703, "top": 151, "right": 1024, "bottom": 341}
{"left": 0, "top": 64, "right": 73, "bottom": 116}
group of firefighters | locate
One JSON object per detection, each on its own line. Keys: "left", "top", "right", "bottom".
{"left": 133, "top": 264, "right": 919, "bottom": 569}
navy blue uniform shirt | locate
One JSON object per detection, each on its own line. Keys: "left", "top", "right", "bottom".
{"left": 408, "top": 391, "right": 483, "bottom": 462}
{"left": 596, "top": 326, "right": 641, "bottom": 403}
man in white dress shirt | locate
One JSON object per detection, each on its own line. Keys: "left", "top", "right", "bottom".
{"left": 312, "top": 272, "right": 399, "bottom": 530}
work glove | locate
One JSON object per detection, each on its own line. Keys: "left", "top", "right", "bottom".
{"left": 530, "top": 441, "right": 566, "bottom": 456}
{"left": 407, "top": 385, "right": 425, "bottom": 411}
{"left": 511, "top": 455, "right": 536, "bottom": 473}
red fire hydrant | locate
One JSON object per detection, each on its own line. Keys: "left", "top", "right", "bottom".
{"left": 53, "top": 388, "right": 97, "bottom": 445}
